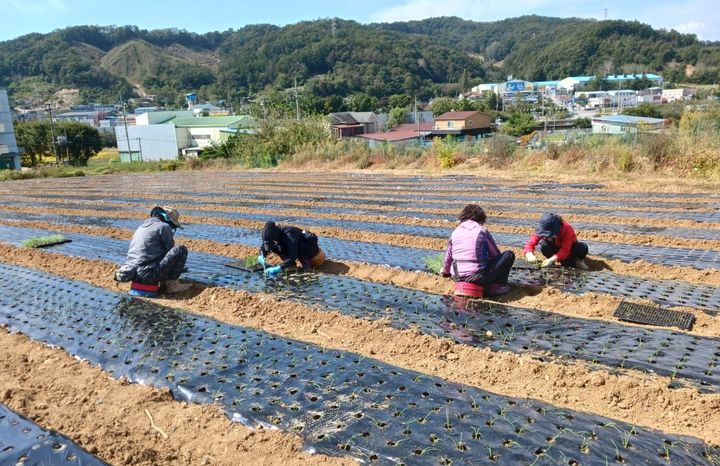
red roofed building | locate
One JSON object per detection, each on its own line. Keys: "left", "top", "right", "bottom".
{"left": 357, "top": 122, "right": 433, "bottom": 147}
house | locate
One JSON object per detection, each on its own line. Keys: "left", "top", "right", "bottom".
{"left": 329, "top": 112, "right": 380, "bottom": 139}
{"left": 591, "top": 115, "right": 667, "bottom": 134}
{"left": 431, "top": 111, "right": 491, "bottom": 139}
{"left": 116, "top": 114, "right": 254, "bottom": 161}
{"left": 0, "top": 90, "right": 21, "bottom": 170}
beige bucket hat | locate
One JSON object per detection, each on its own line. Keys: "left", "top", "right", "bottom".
{"left": 152, "top": 205, "right": 183, "bottom": 229}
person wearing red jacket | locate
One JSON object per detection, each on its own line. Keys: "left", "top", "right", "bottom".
{"left": 523, "top": 213, "right": 589, "bottom": 270}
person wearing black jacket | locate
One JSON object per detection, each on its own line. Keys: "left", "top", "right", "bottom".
{"left": 258, "top": 221, "right": 325, "bottom": 278}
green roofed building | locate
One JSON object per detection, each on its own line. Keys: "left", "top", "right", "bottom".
{"left": 116, "top": 114, "right": 255, "bottom": 162}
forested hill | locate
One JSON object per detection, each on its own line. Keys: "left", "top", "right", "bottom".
{"left": 1, "top": 16, "right": 718, "bottom": 108}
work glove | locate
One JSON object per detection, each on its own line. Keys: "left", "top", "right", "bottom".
{"left": 441, "top": 271, "right": 451, "bottom": 278}
{"left": 541, "top": 255, "right": 558, "bottom": 268}
{"left": 264, "top": 265, "right": 282, "bottom": 278}
{"left": 257, "top": 255, "right": 266, "bottom": 266}
{"left": 525, "top": 252, "right": 538, "bottom": 264}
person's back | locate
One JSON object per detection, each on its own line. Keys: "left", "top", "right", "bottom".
{"left": 445, "top": 220, "right": 491, "bottom": 278}
{"left": 125, "top": 217, "right": 174, "bottom": 269}
{"left": 441, "top": 204, "right": 514, "bottom": 297}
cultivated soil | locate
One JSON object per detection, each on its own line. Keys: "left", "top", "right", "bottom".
{"left": 0, "top": 169, "right": 719, "bottom": 464}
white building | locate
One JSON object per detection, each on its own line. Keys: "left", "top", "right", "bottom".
{"left": 558, "top": 76, "right": 596, "bottom": 91}
{"left": 607, "top": 90, "right": 638, "bottom": 109}
{"left": 0, "top": 90, "right": 21, "bottom": 170}
{"left": 662, "top": 88, "right": 693, "bottom": 102}
{"left": 116, "top": 114, "right": 254, "bottom": 161}
{"left": 591, "top": 115, "right": 667, "bottom": 134}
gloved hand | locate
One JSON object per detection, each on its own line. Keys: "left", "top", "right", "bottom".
{"left": 264, "top": 265, "right": 282, "bottom": 278}
{"left": 441, "top": 271, "right": 451, "bottom": 278}
{"left": 257, "top": 255, "right": 266, "bottom": 266}
{"left": 525, "top": 252, "right": 538, "bottom": 264}
{"left": 541, "top": 255, "right": 558, "bottom": 268}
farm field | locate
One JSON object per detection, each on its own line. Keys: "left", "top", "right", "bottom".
{"left": 0, "top": 170, "right": 719, "bottom": 465}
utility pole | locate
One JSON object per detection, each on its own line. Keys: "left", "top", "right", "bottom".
{"left": 604, "top": 8, "right": 608, "bottom": 20}
{"left": 294, "top": 77, "right": 300, "bottom": 121}
{"left": 136, "top": 138, "right": 143, "bottom": 162}
{"left": 120, "top": 93, "right": 133, "bottom": 161}
{"left": 414, "top": 97, "right": 419, "bottom": 135}
{"left": 46, "top": 103, "right": 59, "bottom": 163}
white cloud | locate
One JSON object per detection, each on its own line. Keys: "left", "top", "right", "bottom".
{"left": 371, "top": 0, "right": 572, "bottom": 23}
{"left": 673, "top": 21, "right": 706, "bottom": 34}
{"left": 5, "top": 0, "right": 68, "bottom": 14}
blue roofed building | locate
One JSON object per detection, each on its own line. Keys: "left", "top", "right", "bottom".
{"left": 606, "top": 73, "right": 663, "bottom": 87}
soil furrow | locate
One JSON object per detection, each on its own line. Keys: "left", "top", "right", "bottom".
{"left": 3, "top": 217, "right": 720, "bottom": 338}
{"left": 0, "top": 243, "right": 718, "bottom": 446}
{"left": 2, "top": 203, "right": 720, "bottom": 286}
{"left": 0, "top": 330, "right": 349, "bottom": 466}
{"left": 4, "top": 194, "right": 720, "bottom": 250}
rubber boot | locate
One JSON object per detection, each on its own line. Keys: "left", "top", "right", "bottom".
{"left": 486, "top": 284, "right": 511, "bottom": 297}
{"left": 164, "top": 279, "right": 193, "bottom": 294}
{"left": 574, "top": 258, "right": 590, "bottom": 271}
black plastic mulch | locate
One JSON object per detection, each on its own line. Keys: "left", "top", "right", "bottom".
{"left": 0, "top": 403, "right": 107, "bottom": 465}
{"left": 0, "top": 262, "right": 717, "bottom": 465}
{"left": 0, "top": 225, "right": 718, "bottom": 394}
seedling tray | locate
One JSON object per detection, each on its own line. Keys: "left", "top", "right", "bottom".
{"left": 614, "top": 301, "right": 695, "bottom": 331}
{"left": 0, "top": 262, "right": 716, "bottom": 465}
{"left": 0, "top": 403, "right": 107, "bottom": 465}
{"left": 225, "top": 261, "right": 264, "bottom": 273}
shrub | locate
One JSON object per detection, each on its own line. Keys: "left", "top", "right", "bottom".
{"left": 432, "top": 136, "right": 459, "bottom": 168}
{"left": 484, "top": 134, "right": 516, "bottom": 168}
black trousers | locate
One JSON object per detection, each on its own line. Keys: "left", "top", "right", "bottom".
{"left": 464, "top": 251, "right": 515, "bottom": 286}
{"left": 540, "top": 240, "right": 588, "bottom": 266}
{"left": 135, "top": 246, "right": 188, "bottom": 284}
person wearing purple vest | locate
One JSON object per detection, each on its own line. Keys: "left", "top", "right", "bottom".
{"left": 441, "top": 204, "right": 515, "bottom": 297}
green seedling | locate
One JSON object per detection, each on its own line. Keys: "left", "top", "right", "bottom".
{"left": 22, "top": 234, "right": 70, "bottom": 248}
{"left": 422, "top": 253, "right": 444, "bottom": 274}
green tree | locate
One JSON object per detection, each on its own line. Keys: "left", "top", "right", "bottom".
{"left": 430, "top": 97, "right": 458, "bottom": 116}
{"left": 388, "top": 107, "right": 409, "bottom": 128}
{"left": 15, "top": 122, "right": 51, "bottom": 166}
{"left": 56, "top": 121, "right": 102, "bottom": 166}
{"left": 575, "top": 117, "right": 592, "bottom": 128}
{"left": 500, "top": 112, "right": 537, "bottom": 136}
{"left": 346, "top": 92, "right": 377, "bottom": 112}
{"left": 622, "top": 103, "right": 663, "bottom": 119}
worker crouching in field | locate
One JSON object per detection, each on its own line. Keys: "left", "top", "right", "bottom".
{"left": 524, "top": 213, "right": 590, "bottom": 270}
{"left": 258, "top": 221, "right": 326, "bottom": 278}
{"left": 441, "top": 204, "right": 515, "bottom": 297}
{"left": 114, "top": 206, "right": 192, "bottom": 293}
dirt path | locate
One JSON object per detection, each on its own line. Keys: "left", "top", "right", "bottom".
{"left": 0, "top": 330, "right": 350, "bottom": 466}
{"left": 1, "top": 243, "right": 718, "bottom": 446}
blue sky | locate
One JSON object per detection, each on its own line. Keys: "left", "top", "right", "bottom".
{"left": 2, "top": 0, "right": 719, "bottom": 41}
